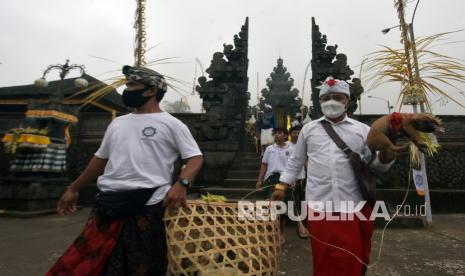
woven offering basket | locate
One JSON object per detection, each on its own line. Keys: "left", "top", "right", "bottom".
{"left": 164, "top": 200, "right": 280, "bottom": 275}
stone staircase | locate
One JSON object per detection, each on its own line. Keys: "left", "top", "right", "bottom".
{"left": 200, "top": 151, "right": 264, "bottom": 202}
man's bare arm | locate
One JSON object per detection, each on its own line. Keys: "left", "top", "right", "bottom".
{"left": 164, "top": 155, "right": 203, "bottom": 208}
{"left": 178, "top": 155, "right": 204, "bottom": 182}
{"left": 255, "top": 163, "right": 268, "bottom": 189}
{"left": 57, "top": 156, "right": 108, "bottom": 215}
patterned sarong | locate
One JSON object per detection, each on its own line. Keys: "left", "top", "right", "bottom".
{"left": 46, "top": 204, "right": 167, "bottom": 276}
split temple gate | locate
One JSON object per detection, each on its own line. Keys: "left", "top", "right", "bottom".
{"left": 0, "top": 17, "right": 464, "bottom": 216}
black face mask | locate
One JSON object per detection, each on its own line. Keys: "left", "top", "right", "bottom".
{"left": 122, "top": 87, "right": 152, "bottom": 108}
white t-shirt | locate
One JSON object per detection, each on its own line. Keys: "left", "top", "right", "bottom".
{"left": 261, "top": 143, "right": 292, "bottom": 180}
{"left": 95, "top": 112, "right": 202, "bottom": 205}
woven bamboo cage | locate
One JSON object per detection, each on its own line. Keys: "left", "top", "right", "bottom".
{"left": 164, "top": 200, "right": 281, "bottom": 275}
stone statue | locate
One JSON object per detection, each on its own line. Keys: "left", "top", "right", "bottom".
{"left": 348, "top": 78, "right": 364, "bottom": 114}
{"left": 310, "top": 17, "right": 363, "bottom": 119}
{"left": 194, "top": 18, "right": 249, "bottom": 151}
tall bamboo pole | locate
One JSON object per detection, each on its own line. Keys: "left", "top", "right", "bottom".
{"left": 394, "top": 0, "right": 433, "bottom": 227}
{"left": 134, "top": 0, "right": 147, "bottom": 66}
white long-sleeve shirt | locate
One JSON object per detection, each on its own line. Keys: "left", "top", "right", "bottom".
{"left": 287, "top": 142, "right": 306, "bottom": 180}
{"left": 280, "top": 115, "right": 393, "bottom": 212}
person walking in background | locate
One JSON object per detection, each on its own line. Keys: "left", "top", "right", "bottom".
{"left": 257, "top": 104, "right": 275, "bottom": 155}
{"left": 256, "top": 127, "right": 291, "bottom": 244}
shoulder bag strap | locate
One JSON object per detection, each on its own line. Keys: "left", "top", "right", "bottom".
{"left": 320, "top": 120, "right": 353, "bottom": 156}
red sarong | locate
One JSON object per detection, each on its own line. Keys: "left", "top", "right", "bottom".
{"left": 307, "top": 205, "right": 373, "bottom": 276}
{"left": 46, "top": 215, "right": 124, "bottom": 276}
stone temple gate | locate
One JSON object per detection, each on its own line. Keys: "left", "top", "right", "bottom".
{"left": 0, "top": 17, "right": 464, "bottom": 215}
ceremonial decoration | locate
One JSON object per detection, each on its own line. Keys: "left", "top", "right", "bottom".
{"left": 2, "top": 59, "right": 85, "bottom": 173}
{"left": 164, "top": 200, "right": 280, "bottom": 275}
{"left": 363, "top": 0, "right": 465, "bottom": 226}
{"left": 364, "top": 2, "right": 465, "bottom": 110}
{"left": 70, "top": 0, "right": 189, "bottom": 110}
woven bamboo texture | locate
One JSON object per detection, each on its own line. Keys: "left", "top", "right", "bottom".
{"left": 164, "top": 200, "right": 280, "bottom": 275}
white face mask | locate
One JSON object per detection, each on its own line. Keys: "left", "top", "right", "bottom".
{"left": 321, "top": 100, "right": 346, "bottom": 118}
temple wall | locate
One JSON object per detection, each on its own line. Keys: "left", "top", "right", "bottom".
{"left": 1, "top": 113, "right": 464, "bottom": 209}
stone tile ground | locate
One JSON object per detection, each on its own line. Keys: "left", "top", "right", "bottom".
{"left": 1, "top": 209, "right": 464, "bottom": 276}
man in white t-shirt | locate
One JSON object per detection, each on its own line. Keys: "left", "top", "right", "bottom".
{"left": 256, "top": 127, "right": 291, "bottom": 243}
{"left": 48, "top": 65, "right": 203, "bottom": 276}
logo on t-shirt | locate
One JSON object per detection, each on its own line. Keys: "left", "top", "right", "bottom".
{"left": 142, "top": 126, "right": 157, "bottom": 137}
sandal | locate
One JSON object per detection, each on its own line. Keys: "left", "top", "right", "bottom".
{"left": 296, "top": 228, "right": 308, "bottom": 239}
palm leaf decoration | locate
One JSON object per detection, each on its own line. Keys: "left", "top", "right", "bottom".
{"left": 364, "top": 31, "right": 465, "bottom": 111}
{"left": 67, "top": 67, "right": 194, "bottom": 111}
{"left": 66, "top": 0, "right": 194, "bottom": 110}
{"left": 364, "top": 0, "right": 465, "bottom": 112}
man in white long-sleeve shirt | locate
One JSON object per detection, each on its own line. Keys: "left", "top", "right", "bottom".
{"left": 271, "top": 77, "right": 395, "bottom": 276}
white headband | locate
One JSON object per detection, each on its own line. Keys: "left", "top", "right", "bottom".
{"left": 318, "top": 77, "right": 350, "bottom": 97}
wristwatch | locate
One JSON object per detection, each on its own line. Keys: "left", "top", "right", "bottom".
{"left": 179, "top": 178, "right": 191, "bottom": 188}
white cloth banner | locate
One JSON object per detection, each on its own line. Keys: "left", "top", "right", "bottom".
{"left": 412, "top": 168, "right": 425, "bottom": 196}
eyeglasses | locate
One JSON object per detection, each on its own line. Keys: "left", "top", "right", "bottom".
{"left": 320, "top": 94, "right": 347, "bottom": 102}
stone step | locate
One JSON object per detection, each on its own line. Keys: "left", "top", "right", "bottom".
{"left": 242, "top": 145, "right": 256, "bottom": 152}
{"left": 231, "top": 159, "right": 261, "bottom": 166}
{"left": 230, "top": 163, "right": 261, "bottom": 170}
{"left": 235, "top": 152, "right": 259, "bottom": 159}
{"left": 235, "top": 156, "right": 260, "bottom": 161}
{"left": 226, "top": 170, "right": 259, "bottom": 179}
{"left": 223, "top": 179, "right": 256, "bottom": 188}
{"left": 200, "top": 187, "right": 265, "bottom": 201}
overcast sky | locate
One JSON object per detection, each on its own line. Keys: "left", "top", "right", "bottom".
{"left": 1, "top": 0, "right": 465, "bottom": 115}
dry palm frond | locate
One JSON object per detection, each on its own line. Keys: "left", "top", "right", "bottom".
{"left": 89, "top": 55, "right": 123, "bottom": 65}
{"left": 67, "top": 63, "right": 195, "bottom": 110}
{"left": 408, "top": 132, "right": 440, "bottom": 167}
{"left": 363, "top": 30, "right": 465, "bottom": 110}
{"left": 419, "top": 132, "right": 440, "bottom": 156}
{"left": 409, "top": 143, "right": 421, "bottom": 167}
{"left": 80, "top": 77, "right": 128, "bottom": 109}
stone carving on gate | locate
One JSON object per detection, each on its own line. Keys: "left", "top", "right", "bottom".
{"left": 310, "top": 17, "right": 364, "bottom": 119}
{"left": 194, "top": 18, "right": 249, "bottom": 150}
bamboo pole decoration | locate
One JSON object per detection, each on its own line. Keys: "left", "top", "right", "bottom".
{"left": 395, "top": 0, "right": 433, "bottom": 227}
{"left": 395, "top": 0, "right": 425, "bottom": 105}
{"left": 134, "top": 0, "right": 147, "bottom": 66}
{"left": 395, "top": 1, "right": 414, "bottom": 85}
